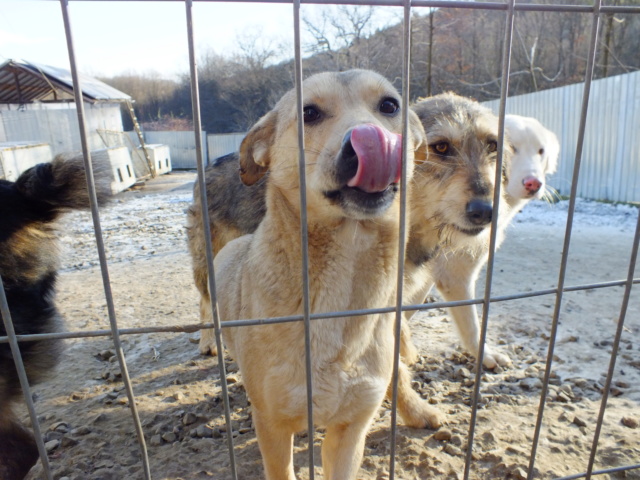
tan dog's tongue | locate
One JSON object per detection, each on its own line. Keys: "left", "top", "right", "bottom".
{"left": 347, "top": 124, "right": 403, "bottom": 193}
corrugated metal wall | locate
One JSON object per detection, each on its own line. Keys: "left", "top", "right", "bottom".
{"left": 128, "top": 131, "right": 245, "bottom": 168}
{"left": 484, "top": 70, "right": 640, "bottom": 203}
{"left": 207, "top": 132, "right": 245, "bottom": 162}
{"left": 0, "top": 102, "right": 124, "bottom": 156}
{"left": 142, "top": 130, "right": 207, "bottom": 169}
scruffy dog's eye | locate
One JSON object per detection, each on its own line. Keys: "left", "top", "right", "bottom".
{"left": 538, "top": 148, "right": 544, "bottom": 155}
{"left": 379, "top": 98, "right": 400, "bottom": 115}
{"left": 303, "top": 106, "right": 322, "bottom": 123}
{"left": 432, "top": 142, "right": 450, "bottom": 156}
{"left": 487, "top": 140, "right": 498, "bottom": 153}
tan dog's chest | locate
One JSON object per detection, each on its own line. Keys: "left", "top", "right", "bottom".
{"left": 217, "top": 218, "right": 399, "bottom": 427}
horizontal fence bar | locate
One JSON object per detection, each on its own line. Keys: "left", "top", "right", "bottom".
{"left": 555, "top": 463, "right": 640, "bottom": 480}
{"left": 58, "top": 0, "right": 640, "bottom": 14}
{"left": 3, "top": 276, "right": 638, "bottom": 344}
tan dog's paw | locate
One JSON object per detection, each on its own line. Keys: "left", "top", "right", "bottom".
{"left": 399, "top": 400, "right": 445, "bottom": 430}
{"left": 199, "top": 329, "right": 218, "bottom": 356}
{"left": 482, "top": 347, "right": 511, "bottom": 370}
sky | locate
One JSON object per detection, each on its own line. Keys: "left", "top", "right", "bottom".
{"left": 0, "top": 1, "right": 403, "bottom": 80}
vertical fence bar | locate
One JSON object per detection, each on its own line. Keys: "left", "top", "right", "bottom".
{"left": 292, "top": 0, "right": 316, "bottom": 477}
{"left": 526, "top": 0, "right": 602, "bottom": 477}
{"left": 184, "top": 1, "right": 238, "bottom": 478}
{"left": 462, "top": 0, "right": 515, "bottom": 477}
{"left": 584, "top": 210, "right": 640, "bottom": 479}
{"left": 58, "top": 2, "right": 152, "bottom": 479}
{"left": 388, "top": 0, "right": 413, "bottom": 478}
{"left": 0, "top": 275, "right": 53, "bottom": 480}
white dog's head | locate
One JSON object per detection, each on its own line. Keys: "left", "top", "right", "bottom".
{"left": 504, "top": 114, "right": 559, "bottom": 201}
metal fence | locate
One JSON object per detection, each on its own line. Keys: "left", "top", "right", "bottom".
{"left": 1, "top": 1, "right": 639, "bottom": 480}
{"left": 142, "top": 130, "right": 209, "bottom": 169}
{"left": 484, "top": 70, "right": 640, "bottom": 204}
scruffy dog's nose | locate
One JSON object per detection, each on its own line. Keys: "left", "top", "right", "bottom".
{"left": 466, "top": 199, "right": 493, "bottom": 226}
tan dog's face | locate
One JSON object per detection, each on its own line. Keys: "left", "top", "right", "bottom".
{"left": 239, "top": 70, "right": 426, "bottom": 221}
{"left": 412, "top": 93, "right": 512, "bottom": 245}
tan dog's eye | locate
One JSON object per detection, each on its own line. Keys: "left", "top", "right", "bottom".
{"left": 487, "top": 140, "right": 498, "bottom": 153}
{"left": 379, "top": 97, "right": 400, "bottom": 116}
{"left": 432, "top": 142, "right": 450, "bottom": 156}
{"left": 303, "top": 105, "right": 322, "bottom": 124}
{"left": 538, "top": 148, "right": 544, "bottom": 155}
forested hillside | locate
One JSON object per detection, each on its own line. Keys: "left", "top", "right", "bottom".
{"left": 101, "top": 2, "right": 640, "bottom": 133}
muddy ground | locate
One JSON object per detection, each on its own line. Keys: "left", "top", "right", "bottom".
{"left": 20, "top": 172, "right": 640, "bottom": 480}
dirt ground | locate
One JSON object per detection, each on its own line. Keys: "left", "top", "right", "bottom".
{"left": 21, "top": 171, "right": 640, "bottom": 480}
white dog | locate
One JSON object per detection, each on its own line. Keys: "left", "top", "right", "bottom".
{"left": 504, "top": 114, "right": 560, "bottom": 203}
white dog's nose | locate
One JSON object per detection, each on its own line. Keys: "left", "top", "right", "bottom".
{"left": 523, "top": 176, "right": 542, "bottom": 194}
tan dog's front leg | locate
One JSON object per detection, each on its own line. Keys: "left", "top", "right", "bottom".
{"left": 253, "top": 410, "right": 296, "bottom": 480}
{"left": 322, "top": 417, "right": 375, "bottom": 480}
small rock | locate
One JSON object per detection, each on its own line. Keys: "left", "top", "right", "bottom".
{"left": 71, "top": 426, "right": 92, "bottom": 436}
{"left": 149, "top": 434, "right": 163, "bottom": 446}
{"left": 97, "top": 350, "right": 115, "bottom": 361}
{"left": 45, "top": 439, "right": 60, "bottom": 452}
{"left": 621, "top": 417, "right": 639, "bottom": 429}
{"left": 173, "top": 392, "right": 185, "bottom": 402}
{"left": 49, "top": 422, "right": 69, "bottom": 433}
{"left": 449, "top": 434, "right": 463, "bottom": 447}
{"left": 512, "top": 467, "right": 528, "bottom": 480}
{"left": 182, "top": 413, "right": 198, "bottom": 426}
{"left": 444, "top": 444, "right": 463, "bottom": 456}
{"left": 44, "top": 431, "right": 63, "bottom": 443}
{"left": 162, "top": 432, "right": 177, "bottom": 443}
{"left": 196, "top": 425, "right": 214, "bottom": 438}
{"left": 454, "top": 367, "right": 471, "bottom": 379}
{"left": 434, "top": 429, "right": 452, "bottom": 441}
{"left": 92, "top": 413, "right": 107, "bottom": 424}
{"left": 61, "top": 436, "right": 79, "bottom": 448}
{"left": 614, "top": 380, "right": 630, "bottom": 389}
{"left": 520, "top": 378, "right": 542, "bottom": 390}
{"left": 572, "top": 416, "right": 587, "bottom": 428}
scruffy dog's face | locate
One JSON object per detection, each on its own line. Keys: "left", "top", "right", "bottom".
{"left": 411, "top": 93, "right": 513, "bottom": 248}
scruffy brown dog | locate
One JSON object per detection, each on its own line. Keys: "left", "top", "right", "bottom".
{"left": 0, "top": 154, "right": 110, "bottom": 480}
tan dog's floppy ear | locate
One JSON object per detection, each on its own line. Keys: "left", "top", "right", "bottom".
{"left": 239, "top": 111, "right": 277, "bottom": 186}
{"left": 408, "top": 110, "right": 428, "bottom": 164}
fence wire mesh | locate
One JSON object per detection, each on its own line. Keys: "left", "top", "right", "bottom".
{"left": 1, "top": 0, "right": 639, "bottom": 479}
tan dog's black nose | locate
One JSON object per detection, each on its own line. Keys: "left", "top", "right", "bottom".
{"left": 466, "top": 199, "right": 493, "bottom": 226}
{"left": 336, "top": 129, "right": 360, "bottom": 184}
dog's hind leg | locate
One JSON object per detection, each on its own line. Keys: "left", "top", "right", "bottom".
{"left": 399, "top": 315, "right": 419, "bottom": 365}
{"left": 0, "top": 418, "right": 39, "bottom": 480}
{"left": 252, "top": 411, "right": 296, "bottom": 480}
{"left": 198, "top": 296, "right": 218, "bottom": 356}
{"left": 389, "top": 361, "right": 444, "bottom": 429}
{"left": 322, "top": 416, "right": 375, "bottom": 480}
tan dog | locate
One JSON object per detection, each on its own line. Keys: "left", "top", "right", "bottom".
{"left": 196, "top": 70, "right": 442, "bottom": 480}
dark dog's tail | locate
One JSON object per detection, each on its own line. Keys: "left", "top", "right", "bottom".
{"left": 15, "top": 153, "right": 112, "bottom": 215}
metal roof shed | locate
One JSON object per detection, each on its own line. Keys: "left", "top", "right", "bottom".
{"left": 0, "top": 59, "right": 131, "bottom": 103}
{"left": 0, "top": 59, "right": 154, "bottom": 178}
